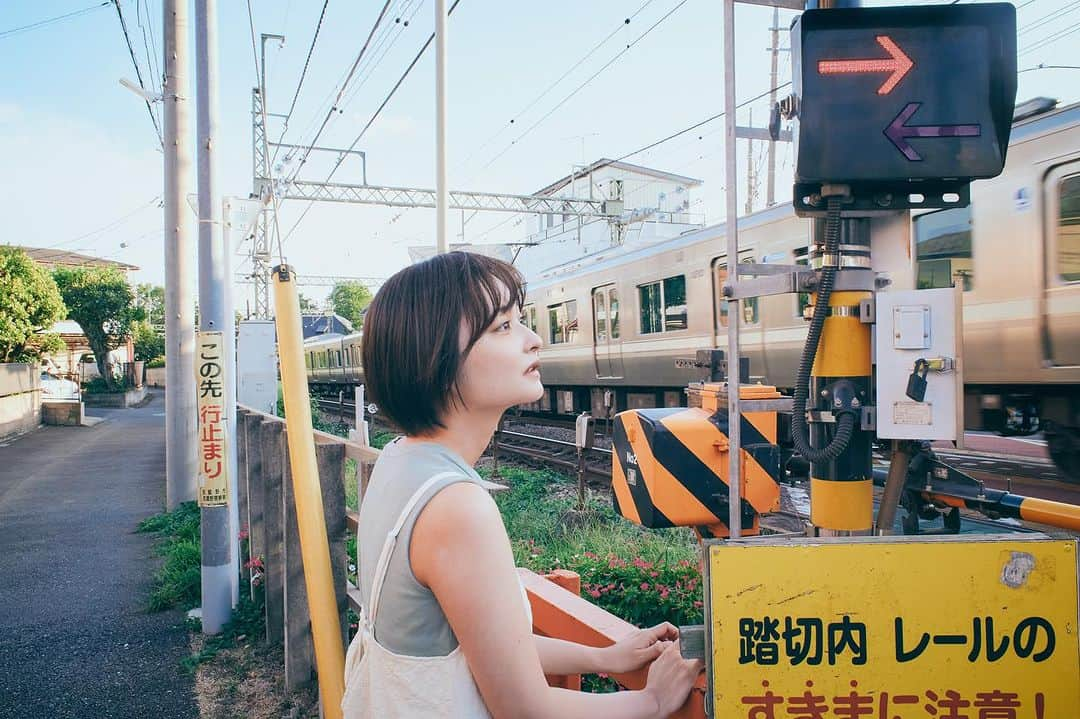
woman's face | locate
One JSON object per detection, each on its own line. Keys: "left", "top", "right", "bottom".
{"left": 455, "top": 303, "right": 544, "bottom": 415}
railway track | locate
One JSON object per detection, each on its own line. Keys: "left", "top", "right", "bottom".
{"left": 317, "top": 398, "right": 1041, "bottom": 534}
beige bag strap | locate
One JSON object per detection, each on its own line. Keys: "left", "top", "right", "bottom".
{"left": 367, "top": 471, "right": 462, "bottom": 624}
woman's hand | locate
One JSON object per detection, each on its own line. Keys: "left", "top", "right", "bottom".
{"left": 643, "top": 640, "right": 704, "bottom": 717}
{"left": 600, "top": 622, "right": 680, "bottom": 674}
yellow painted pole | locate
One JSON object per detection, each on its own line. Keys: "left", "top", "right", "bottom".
{"left": 272, "top": 264, "right": 345, "bottom": 719}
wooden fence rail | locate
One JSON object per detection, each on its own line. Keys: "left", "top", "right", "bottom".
{"left": 234, "top": 404, "right": 705, "bottom": 717}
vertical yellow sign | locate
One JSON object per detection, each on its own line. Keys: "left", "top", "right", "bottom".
{"left": 196, "top": 331, "right": 228, "bottom": 508}
{"left": 708, "top": 536, "right": 1079, "bottom": 719}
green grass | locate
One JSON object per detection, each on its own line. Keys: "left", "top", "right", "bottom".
{"left": 486, "top": 466, "right": 698, "bottom": 575}
{"left": 137, "top": 502, "right": 202, "bottom": 612}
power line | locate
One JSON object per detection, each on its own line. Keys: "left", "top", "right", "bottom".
{"left": 1022, "top": 19, "right": 1080, "bottom": 55}
{"left": 280, "top": 0, "right": 331, "bottom": 137}
{"left": 281, "top": 0, "right": 465, "bottom": 244}
{"left": 1019, "top": 2, "right": 1080, "bottom": 37}
{"left": 0, "top": 1, "right": 110, "bottom": 40}
{"left": 136, "top": 0, "right": 163, "bottom": 131}
{"left": 111, "top": 0, "right": 163, "bottom": 147}
{"left": 611, "top": 82, "right": 791, "bottom": 165}
{"left": 1019, "top": 63, "right": 1080, "bottom": 73}
{"left": 247, "top": 0, "right": 287, "bottom": 262}
{"left": 286, "top": 0, "right": 396, "bottom": 183}
{"left": 338, "top": 0, "right": 425, "bottom": 115}
{"left": 42, "top": 196, "right": 162, "bottom": 250}
{"left": 475, "top": 0, "right": 690, "bottom": 177}
{"left": 456, "top": 0, "right": 658, "bottom": 180}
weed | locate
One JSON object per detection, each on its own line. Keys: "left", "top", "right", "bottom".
{"left": 139, "top": 502, "right": 202, "bottom": 612}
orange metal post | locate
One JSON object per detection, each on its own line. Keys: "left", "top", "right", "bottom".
{"left": 542, "top": 570, "right": 583, "bottom": 691}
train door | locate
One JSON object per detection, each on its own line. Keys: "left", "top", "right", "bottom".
{"left": 592, "top": 285, "right": 624, "bottom": 379}
{"left": 1044, "top": 160, "right": 1080, "bottom": 366}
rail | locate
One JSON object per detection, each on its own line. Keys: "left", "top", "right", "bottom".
{"left": 235, "top": 403, "right": 706, "bottom": 716}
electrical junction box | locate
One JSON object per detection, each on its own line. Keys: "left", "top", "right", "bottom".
{"left": 874, "top": 287, "right": 962, "bottom": 440}
{"left": 237, "top": 320, "right": 278, "bottom": 415}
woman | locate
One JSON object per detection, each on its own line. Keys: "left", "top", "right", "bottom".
{"left": 344, "top": 252, "right": 702, "bottom": 718}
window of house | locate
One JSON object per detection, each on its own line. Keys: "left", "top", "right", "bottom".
{"left": 914, "top": 206, "right": 974, "bottom": 291}
{"left": 1057, "top": 175, "right": 1080, "bottom": 282}
{"left": 715, "top": 261, "right": 759, "bottom": 327}
{"left": 548, "top": 301, "right": 578, "bottom": 344}
{"left": 638, "top": 275, "right": 688, "bottom": 334}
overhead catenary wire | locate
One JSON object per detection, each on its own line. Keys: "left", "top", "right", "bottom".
{"left": 41, "top": 196, "right": 162, "bottom": 250}
{"left": 285, "top": 0, "right": 396, "bottom": 184}
{"left": 474, "top": 0, "right": 691, "bottom": 178}
{"left": 111, "top": 0, "right": 163, "bottom": 147}
{"left": 455, "top": 0, "right": 659, "bottom": 180}
{"left": 275, "top": 0, "right": 331, "bottom": 151}
{"left": 281, "top": 0, "right": 464, "bottom": 245}
{"left": 0, "top": 1, "right": 111, "bottom": 40}
{"left": 1021, "top": 19, "right": 1080, "bottom": 55}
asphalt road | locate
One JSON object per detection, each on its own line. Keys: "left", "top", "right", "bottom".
{"left": 0, "top": 394, "right": 197, "bottom": 718}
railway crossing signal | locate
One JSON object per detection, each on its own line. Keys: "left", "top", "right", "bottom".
{"left": 790, "top": 3, "right": 1016, "bottom": 211}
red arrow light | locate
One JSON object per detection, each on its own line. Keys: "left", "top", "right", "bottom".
{"left": 818, "top": 35, "right": 914, "bottom": 95}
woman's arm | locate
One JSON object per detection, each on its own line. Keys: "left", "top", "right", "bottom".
{"left": 411, "top": 482, "right": 699, "bottom": 719}
{"left": 534, "top": 622, "right": 679, "bottom": 677}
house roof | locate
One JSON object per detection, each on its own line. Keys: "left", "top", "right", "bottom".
{"left": 533, "top": 158, "right": 703, "bottom": 197}
{"left": 9, "top": 245, "right": 139, "bottom": 272}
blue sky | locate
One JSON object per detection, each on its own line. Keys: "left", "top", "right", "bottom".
{"left": 2, "top": 0, "right": 1077, "bottom": 306}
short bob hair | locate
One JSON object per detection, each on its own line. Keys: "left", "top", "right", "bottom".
{"left": 361, "top": 251, "right": 526, "bottom": 436}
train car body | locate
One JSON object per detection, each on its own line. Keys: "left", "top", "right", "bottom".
{"left": 304, "top": 101, "right": 1080, "bottom": 463}
{"left": 524, "top": 101, "right": 1080, "bottom": 436}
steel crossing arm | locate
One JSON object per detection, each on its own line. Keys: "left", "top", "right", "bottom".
{"left": 272, "top": 178, "right": 622, "bottom": 218}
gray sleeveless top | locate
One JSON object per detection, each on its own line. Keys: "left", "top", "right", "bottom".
{"left": 357, "top": 438, "right": 502, "bottom": 656}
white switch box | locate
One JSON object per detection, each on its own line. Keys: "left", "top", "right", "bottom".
{"left": 893, "top": 305, "right": 931, "bottom": 349}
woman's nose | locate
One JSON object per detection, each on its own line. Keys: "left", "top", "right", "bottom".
{"left": 525, "top": 326, "right": 542, "bottom": 352}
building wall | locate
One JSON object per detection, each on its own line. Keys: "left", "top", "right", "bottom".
{"left": 0, "top": 363, "right": 41, "bottom": 441}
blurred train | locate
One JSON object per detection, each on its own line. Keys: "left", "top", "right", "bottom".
{"left": 306, "top": 98, "right": 1080, "bottom": 478}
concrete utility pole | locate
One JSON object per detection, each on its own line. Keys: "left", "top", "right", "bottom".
{"left": 767, "top": 6, "right": 780, "bottom": 207}
{"left": 195, "top": 0, "right": 238, "bottom": 633}
{"left": 435, "top": 0, "right": 449, "bottom": 253}
{"left": 162, "top": 0, "right": 198, "bottom": 510}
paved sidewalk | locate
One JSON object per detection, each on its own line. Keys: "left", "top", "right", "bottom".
{"left": 0, "top": 393, "right": 197, "bottom": 718}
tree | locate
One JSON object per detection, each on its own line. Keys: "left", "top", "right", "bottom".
{"left": 53, "top": 266, "right": 144, "bottom": 390}
{"left": 0, "top": 247, "right": 66, "bottom": 363}
{"left": 134, "top": 283, "right": 165, "bottom": 327}
{"left": 329, "top": 281, "right": 372, "bottom": 330}
{"left": 133, "top": 322, "right": 165, "bottom": 362}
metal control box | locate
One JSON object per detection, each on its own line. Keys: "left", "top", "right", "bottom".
{"left": 237, "top": 320, "right": 278, "bottom": 415}
{"left": 875, "top": 287, "right": 963, "bottom": 440}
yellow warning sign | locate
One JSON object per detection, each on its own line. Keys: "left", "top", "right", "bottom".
{"left": 195, "top": 331, "right": 228, "bottom": 508}
{"left": 707, "top": 536, "right": 1078, "bottom": 718}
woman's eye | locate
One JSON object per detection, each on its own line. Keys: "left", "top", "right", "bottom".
{"left": 499, "top": 320, "right": 512, "bottom": 331}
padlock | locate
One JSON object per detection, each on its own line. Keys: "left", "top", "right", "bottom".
{"left": 905, "top": 359, "right": 929, "bottom": 402}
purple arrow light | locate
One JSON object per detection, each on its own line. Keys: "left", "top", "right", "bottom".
{"left": 884, "top": 102, "right": 981, "bottom": 161}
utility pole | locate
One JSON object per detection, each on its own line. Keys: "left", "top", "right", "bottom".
{"left": 195, "top": 0, "right": 237, "bottom": 633}
{"left": 435, "top": 0, "right": 449, "bottom": 253}
{"left": 767, "top": 6, "right": 780, "bottom": 207}
{"left": 162, "top": 0, "right": 197, "bottom": 510}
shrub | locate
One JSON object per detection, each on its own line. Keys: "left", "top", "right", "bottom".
{"left": 146, "top": 356, "right": 166, "bottom": 369}
{"left": 490, "top": 467, "right": 703, "bottom": 629}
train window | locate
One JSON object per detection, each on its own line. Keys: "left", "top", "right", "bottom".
{"left": 594, "top": 292, "right": 607, "bottom": 343}
{"left": 548, "top": 301, "right": 578, "bottom": 344}
{"left": 1057, "top": 175, "right": 1080, "bottom": 282}
{"left": 715, "top": 261, "right": 759, "bottom": 326}
{"left": 610, "top": 290, "right": 620, "bottom": 339}
{"left": 522, "top": 304, "right": 538, "bottom": 335}
{"left": 914, "top": 206, "right": 973, "bottom": 291}
{"left": 638, "top": 275, "right": 687, "bottom": 334}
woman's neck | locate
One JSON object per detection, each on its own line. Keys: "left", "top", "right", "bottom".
{"left": 406, "top": 409, "right": 503, "bottom": 466}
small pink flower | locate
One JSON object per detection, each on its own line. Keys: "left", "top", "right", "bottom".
{"left": 660, "top": 588, "right": 670, "bottom": 599}
{"left": 639, "top": 582, "right": 650, "bottom": 591}
{"left": 587, "top": 588, "right": 601, "bottom": 598}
